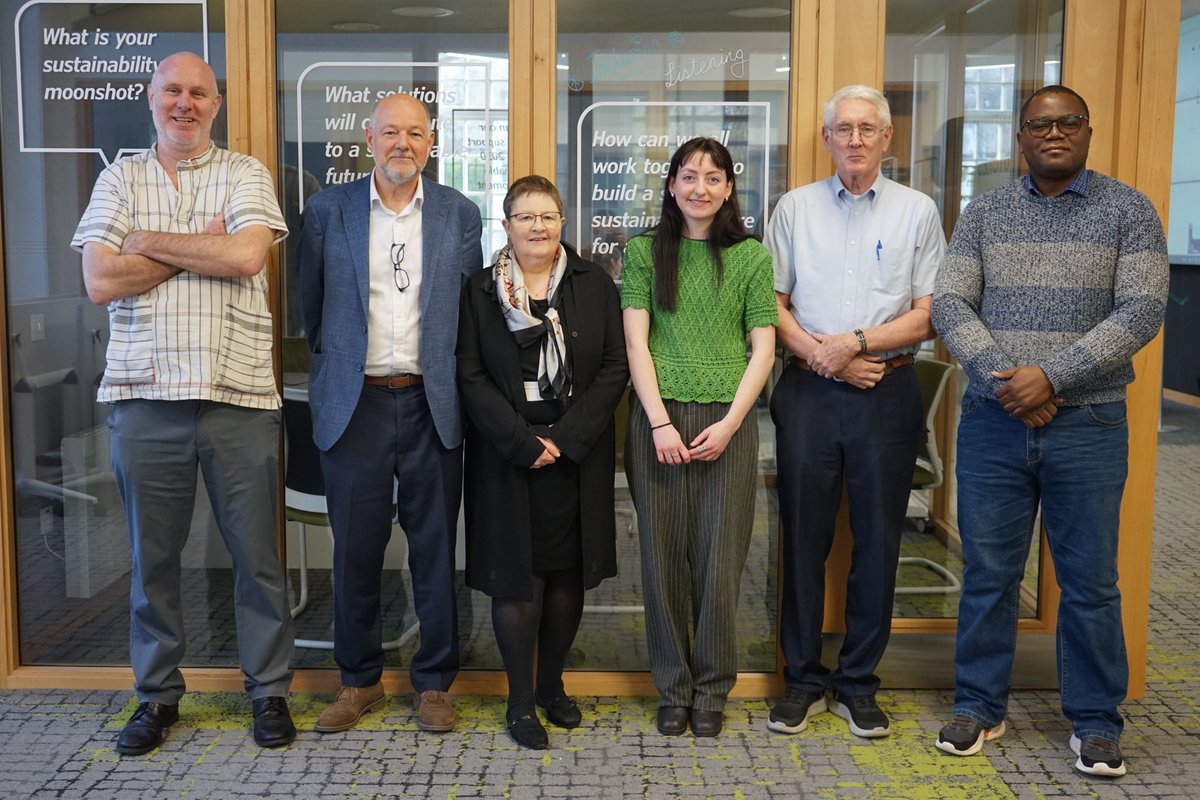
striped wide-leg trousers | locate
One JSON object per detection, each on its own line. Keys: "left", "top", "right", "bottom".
{"left": 626, "top": 394, "right": 759, "bottom": 712}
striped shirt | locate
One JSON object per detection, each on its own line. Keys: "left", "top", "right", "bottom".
{"left": 933, "top": 171, "right": 1168, "bottom": 405}
{"left": 72, "top": 143, "right": 288, "bottom": 409}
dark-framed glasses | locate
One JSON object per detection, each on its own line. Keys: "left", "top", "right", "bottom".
{"left": 507, "top": 212, "right": 564, "bottom": 228}
{"left": 829, "top": 123, "right": 882, "bottom": 142}
{"left": 391, "top": 241, "right": 410, "bottom": 292}
{"left": 1021, "top": 114, "right": 1088, "bottom": 137}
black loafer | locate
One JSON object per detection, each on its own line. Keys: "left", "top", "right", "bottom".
{"left": 252, "top": 696, "right": 297, "bottom": 748}
{"left": 536, "top": 694, "right": 582, "bottom": 729}
{"left": 656, "top": 706, "right": 689, "bottom": 736}
{"left": 116, "top": 701, "right": 179, "bottom": 755}
{"left": 507, "top": 712, "right": 549, "bottom": 749}
{"left": 690, "top": 709, "right": 723, "bottom": 737}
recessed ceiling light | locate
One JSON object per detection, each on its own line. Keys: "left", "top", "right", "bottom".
{"left": 332, "top": 21, "right": 381, "bottom": 31}
{"left": 392, "top": 6, "right": 455, "bottom": 17}
{"left": 728, "top": 6, "right": 788, "bottom": 17}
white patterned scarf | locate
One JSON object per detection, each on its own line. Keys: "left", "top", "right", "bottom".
{"left": 493, "top": 244, "right": 572, "bottom": 401}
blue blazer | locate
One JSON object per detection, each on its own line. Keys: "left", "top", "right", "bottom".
{"left": 296, "top": 175, "right": 484, "bottom": 451}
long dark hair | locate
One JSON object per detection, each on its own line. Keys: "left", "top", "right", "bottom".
{"left": 647, "top": 137, "right": 750, "bottom": 312}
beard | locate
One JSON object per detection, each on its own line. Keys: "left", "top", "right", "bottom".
{"left": 377, "top": 153, "right": 420, "bottom": 186}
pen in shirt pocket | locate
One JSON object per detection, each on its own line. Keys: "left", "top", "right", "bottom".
{"left": 875, "top": 240, "right": 883, "bottom": 261}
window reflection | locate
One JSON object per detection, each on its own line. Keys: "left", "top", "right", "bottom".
{"left": 2, "top": 0, "right": 226, "bottom": 667}
{"left": 557, "top": 2, "right": 789, "bottom": 671}
{"left": 275, "top": 2, "right": 508, "bottom": 671}
{"left": 884, "top": 0, "right": 1064, "bottom": 618}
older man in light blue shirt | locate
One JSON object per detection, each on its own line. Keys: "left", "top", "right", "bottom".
{"left": 765, "top": 84, "right": 944, "bottom": 740}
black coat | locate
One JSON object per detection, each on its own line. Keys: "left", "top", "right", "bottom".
{"left": 456, "top": 249, "right": 629, "bottom": 600}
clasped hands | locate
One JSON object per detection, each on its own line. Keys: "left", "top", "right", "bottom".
{"left": 808, "top": 332, "right": 885, "bottom": 390}
{"left": 992, "top": 365, "right": 1061, "bottom": 428}
{"left": 652, "top": 417, "right": 736, "bottom": 465}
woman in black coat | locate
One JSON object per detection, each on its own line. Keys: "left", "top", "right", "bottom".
{"left": 456, "top": 175, "right": 628, "bottom": 749}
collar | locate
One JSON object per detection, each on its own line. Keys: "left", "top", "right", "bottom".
{"left": 370, "top": 171, "right": 424, "bottom": 215}
{"left": 483, "top": 244, "right": 584, "bottom": 293}
{"left": 828, "top": 171, "right": 886, "bottom": 206}
{"left": 152, "top": 140, "right": 217, "bottom": 171}
{"left": 1023, "top": 169, "right": 1090, "bottom": 198}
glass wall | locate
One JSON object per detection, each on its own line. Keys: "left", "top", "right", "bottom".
{"left": 274, "top": 1, "right": 509, "bottom": 670}
{"left": 0, "top": 0, "right": 227, "bottom": 665}
{"left": 557, "top": 0, "right": 791, "bottom": 671}
{"left": 884, "top": 0, "right": 1064, "bottom": 618}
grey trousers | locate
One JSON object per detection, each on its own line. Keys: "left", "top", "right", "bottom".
{"left": 109, "top": 399, "right": 294, "bottom": 703}
{"left": 626, "top": 395, "right": 758, "bottom": 712}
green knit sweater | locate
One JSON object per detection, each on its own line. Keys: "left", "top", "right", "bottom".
{"left": 621, "top": 234, "right": 778, "bottom": 403}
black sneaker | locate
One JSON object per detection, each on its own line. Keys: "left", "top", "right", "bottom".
{"left": 936, "top": 715, "right": 1006, "bottom": 756}
{"left": 1070, "top": 734, "right": 1126, "bottom": 777}
{"left": 116, "top": 701, "right": 179, "bottom": 755}
{"left": 767, "top": 689, "right": 826, "bottom": 734}
{"left": 830, "top": 692, "right": 890, "bottom": 738}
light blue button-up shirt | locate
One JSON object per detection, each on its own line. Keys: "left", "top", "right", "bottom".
{"left": 766, "top": 173, "right": 945, "bottom": 358}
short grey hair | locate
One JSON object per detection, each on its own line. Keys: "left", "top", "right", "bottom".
{"left": 822, "top": 84, "right": 891, "bottom": 129}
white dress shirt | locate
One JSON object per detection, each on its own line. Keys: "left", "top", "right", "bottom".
{"left": 366, "top": 172, "right": 424, "bottom": 375}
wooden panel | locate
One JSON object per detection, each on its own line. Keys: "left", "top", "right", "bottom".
{"left": 1, "top": 664, "right": 783, "bottom": 698}
{"left": 224, "top": 0, "right": 286, "bottom": 558}
{"left": 508, "top": 0, "right": 534, "bottom": 180}
{"left": 788, "top": 0, "right": 821, "bottom": 186}
{"left": 1063, "top": 0, "right": 1181, "bottom": 699}
{"left": 530, "top": 0, "right": 557, "bottom": 179}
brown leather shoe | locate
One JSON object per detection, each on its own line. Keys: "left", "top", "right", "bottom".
{"left": 413, "top": 689, "right": 455, "bottom": 731}
{"left": 314, "top": 683, "right": 385, "bottom": 733}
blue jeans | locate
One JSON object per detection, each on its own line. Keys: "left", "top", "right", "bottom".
{"left": 952, "top": 396, "right": 1129, "bottom": 743}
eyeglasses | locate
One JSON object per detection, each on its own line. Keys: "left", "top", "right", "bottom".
{"left": 828, "top": 123, "right": 882, "bottom": 142}
{"left": 1021, "top": 114, "right": 1088, "bottom": 137}
{"left": 391, "top": 241, "right": 410, "bottom": 292}
{"left": 507, "top": 212, "right": 565, "bottom": 228}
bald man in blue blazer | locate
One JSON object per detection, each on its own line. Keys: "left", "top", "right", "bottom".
{"left": 297, "top": 93, "right": 483, "bottom": 734}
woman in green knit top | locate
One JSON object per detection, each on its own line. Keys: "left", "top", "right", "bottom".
{"left": 621, "top": 137, "right": 777, "bottom": 737}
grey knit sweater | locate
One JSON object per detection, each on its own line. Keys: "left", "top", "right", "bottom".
{"left": 932, "top": 171, "right": 1168, "bottom": 406}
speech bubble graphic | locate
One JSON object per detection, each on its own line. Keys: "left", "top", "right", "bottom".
{"left": 574, "top": 100, "right": 772, "bottom": 259}
{"left": 293, "top": 60, "right": 498, "bottom": 212}
{"left": 14, "top": 0, "right": 209, "bottom": 166}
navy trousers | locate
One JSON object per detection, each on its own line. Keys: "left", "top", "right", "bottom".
{"left": 320, "top": 383, "right": 462, "bottom": 691}
{"left": 771, "top": 363, "right": 922, "bottom": 697}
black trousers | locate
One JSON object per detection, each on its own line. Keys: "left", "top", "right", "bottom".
{"left": 770, "top": 363, "right": 922, "bottom": 697}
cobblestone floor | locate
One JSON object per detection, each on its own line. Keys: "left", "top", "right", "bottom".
{"left": 1, "top": 401, "right": 1197, "bottom": 799}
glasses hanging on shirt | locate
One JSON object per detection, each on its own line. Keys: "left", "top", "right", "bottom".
{"left": 391, "top": 241, "right": 410, "bottom": 292}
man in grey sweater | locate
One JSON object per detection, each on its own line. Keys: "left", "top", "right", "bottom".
{"left": 931, "top": 85, "right": 1168, "bottom": 778}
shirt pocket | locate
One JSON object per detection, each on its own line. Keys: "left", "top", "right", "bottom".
{"left": 214, "top": 303, "right": 275, "bottom": 395}
{"left": 101, "top": 297, "right": 156, "bottom": 386}
{"left": 869, "top": 247, "right": 912, "bottom": 304}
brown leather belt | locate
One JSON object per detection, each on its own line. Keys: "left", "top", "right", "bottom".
{"left": 363, "top": 373, "right": 423, "bottom": 389}
{"left": 789, "top": 353, "right": 915, "bottom": 375}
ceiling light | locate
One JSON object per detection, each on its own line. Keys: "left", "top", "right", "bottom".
{"left": 332, "top": 21, "right": 381, "bottom": 31}
{"left": 728, "top": 6, "right": 788, "bottom": 18}
{"left": 392, "top": 6, "right": 455, "bottom": 17}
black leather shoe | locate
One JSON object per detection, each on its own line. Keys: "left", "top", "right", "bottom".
{"left": 690, "top": 709, "right": 723, "bottom": 737}
{"left": 116, "top": 701, "right": 179, "bottom": 755}
{"left": 507, "top": 711, "right": 549, "bottom": 749}
{"left": 252, "top": 696, "right": 297, "bottom": 748}
{"left": 656, "top": 706, "right": 689, "bottom": 736}
{"left": 536, "top": 693, "right": 582, "bottom": 729}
